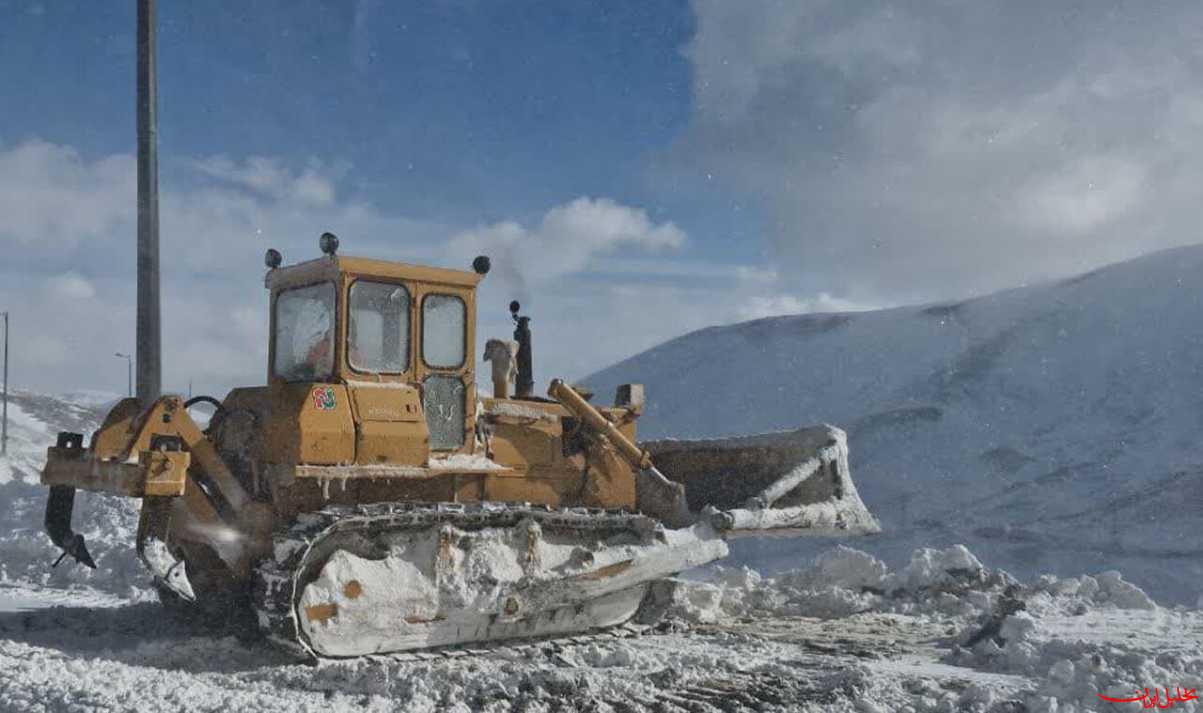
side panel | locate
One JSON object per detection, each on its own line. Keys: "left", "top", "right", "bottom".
{"left": 259, "top": 384, "right": 355, "bottom": 465}
{"left": 348, "top": 385, "right": 430, "bottom": 465}
{"left": 479, "top": 398, "right": 637, "bottom": 510}
{"left": 483, "top": 469, "right": 579, "bottom": 505}
{"left": 355, "top": 421, "right": 429, "bottom": 464}
{"left": 488, "top": 418, "right": 559, "bottom": 468}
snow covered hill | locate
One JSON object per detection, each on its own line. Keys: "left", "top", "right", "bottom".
{"left": 587, "top": 244, "right": 1203, "bottom": 605}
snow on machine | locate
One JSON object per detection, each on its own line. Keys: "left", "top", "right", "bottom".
{"left": 40, "top": 236, "right": 879, "bottom": 658}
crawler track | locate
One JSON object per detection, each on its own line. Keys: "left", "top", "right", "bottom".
{"left": 252, "top": 502, "right": 671, "bottom": 659}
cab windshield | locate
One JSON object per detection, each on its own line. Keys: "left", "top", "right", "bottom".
{"left": 348, "top": 281, "right": 411, "bottom": 373}
{"left": 273, "top": 282, "right": 335, "bottom": 382}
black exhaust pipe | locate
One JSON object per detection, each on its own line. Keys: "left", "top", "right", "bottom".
{"left": 510, "top": 301, "right": 534, "bottom": 398}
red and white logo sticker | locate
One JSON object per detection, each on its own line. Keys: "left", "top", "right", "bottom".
{"left": 312, "top": 387, "right": 337, "bottom": 411}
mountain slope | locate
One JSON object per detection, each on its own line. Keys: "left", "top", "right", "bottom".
{"left": 586, "top": 243, "right": 1203, "bottom": 604}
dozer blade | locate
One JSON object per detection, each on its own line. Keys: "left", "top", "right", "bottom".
{"left": 643, "top": 425, "right": 880, "bottom": 538}
{"left": 546, "top": 380, "right": 879, "bottom": 538}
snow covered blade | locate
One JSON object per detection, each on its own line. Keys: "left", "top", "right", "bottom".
{"left": 642, "top": 425, "right": 881, "bottom": 537}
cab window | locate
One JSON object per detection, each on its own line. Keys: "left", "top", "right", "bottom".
{"left": 273, "top": 282, "right": 336, "bottom": 382}
{"left": 349, "top": 281, "right": 411, "bottom": 373}
{"left": 421, "top": 294, "right": 466, "bottom": 368}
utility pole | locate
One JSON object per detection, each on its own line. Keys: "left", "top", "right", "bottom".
{"left": 1, "top": 311, "right": 8, "bottom": 456}
{"left": 136, "top": 0, "right": 162, "bottom": 406}
{"left": 115, "top": 353, "right": 132, "bottom": 397}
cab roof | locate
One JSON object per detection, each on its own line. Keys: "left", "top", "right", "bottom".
{"left": 264, "top": 255, "right": 483, "bottom": 291}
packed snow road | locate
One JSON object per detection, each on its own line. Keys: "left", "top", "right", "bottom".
{"left": 1, "top": 545, "right": 1198, "bottom": 713}
{"left": 0, "top": 588, "right": 1016, "bottom": 713}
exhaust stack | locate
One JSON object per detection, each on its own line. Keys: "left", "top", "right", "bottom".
{"left": 510, "top": 301, "right": 534, "bottom": 398}
{"left": 136, "top": 0, "right": 161, "bottom": 405}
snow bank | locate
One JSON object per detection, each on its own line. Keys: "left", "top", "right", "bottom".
{"left": 946, "top": 563, "right": 1200, "bottom": 712}
{"left": 0, "top": 391, "right": 147, "bottom": 597}
{"left": 669, "top": 543, "right": 1203, "bottom": 712}
{"left": 671, "top": 544, "right": 1016, "bottom": 623}
{"left": 954, "top": 600, "right": 1203, "bottom": 713}
{"left": 0, "top": 470, "right": 146, "bottom": 597}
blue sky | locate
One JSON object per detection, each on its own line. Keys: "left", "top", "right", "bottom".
{"left": 4, "top": 1, "right": 1203, "bottom": 396}
{"left": 2, "top": 2, "right": 705, "bottom": 227}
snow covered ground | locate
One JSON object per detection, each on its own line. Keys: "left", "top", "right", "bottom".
{"left": 0, "top": 390, "right": 1196, "bottom": 711}
{"left": 0, "top": 542, "right": 1197, "bottom": 712}
{"left": 587, "top": 244, "right": 1203, "bottom": 606}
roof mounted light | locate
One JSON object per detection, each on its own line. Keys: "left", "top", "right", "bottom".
{"left": 472, "top": 255, "right": 491, "bottom": 275}
{"left": 265, "top": 248, "right": 282, "bottom": 269}
{"left": 319, "top": 232, "right": 339, "bottom": 256}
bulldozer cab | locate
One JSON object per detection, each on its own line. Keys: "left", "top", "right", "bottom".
{"left": 264, "top": 251, "right": 482, "bottom": 454}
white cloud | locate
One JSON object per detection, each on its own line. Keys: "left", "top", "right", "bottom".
{"left": 737, "top": 292, "right": 869, "bottom": 321}
{"left": 1018, "top": 156, "right": 1148, "bottom": 236}
{"left": 0, "top": 139, "right": 134, "bottom": 248}
{"left": 810, "top": 6, "right": 921, "bottom": 75}
{"left": 591, "top": 258, "right": 777, "bottom": 283}
{"left": 24, "top": 334, "right": 69, "bottom": 367}
{"left": 47, "top": 273, "right": 96, "bottom": 300}
{"left": 0, "top": 137, "right": 864, "bottom": 396}
{"left": 678, "top": 1, "right": 1203, "bottom": 306}
{"left": 0, "top": 140, "right": 730, "bottom": 394}
{"left": 446, "top": 197, "right": 686, "bottom": 296}
{"left": 190, "top": 156, "right": 338, "bottom": 207}
{"left": 0, "top": 139, "right": 451, "bottom": 395}
{"left": 291, "top": 171, "right": 336, "bottom": 206}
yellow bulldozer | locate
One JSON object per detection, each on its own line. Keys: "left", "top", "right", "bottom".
{"left": 40, "top": 234, "right": 878, "bottom": 658}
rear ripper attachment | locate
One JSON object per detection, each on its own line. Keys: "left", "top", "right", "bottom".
{"left": 40, "top": 234, "right": 878, "bottom": 659}
{"left": 43, "top": 432, "right": 97, "bottom": 569}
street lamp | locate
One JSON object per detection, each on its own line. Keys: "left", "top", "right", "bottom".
{"left": 115, "top": 352, "right": 132, "bottom": 398}
{"left": 1, "top": 311, "right": 8, "bottom": 456}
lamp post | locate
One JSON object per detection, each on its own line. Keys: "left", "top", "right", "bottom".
{"left": 1, "top": 311, "right": 8, "bottom": 456}
{"left": 115, "top": 353, "right": 132, "bottom": 398}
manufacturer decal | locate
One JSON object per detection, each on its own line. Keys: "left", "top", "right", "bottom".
{"left": 312, "top": 387, "right": 337, "bottom": 411}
